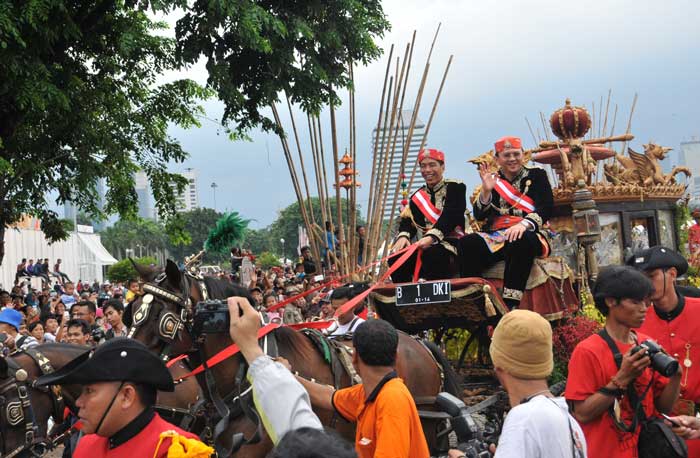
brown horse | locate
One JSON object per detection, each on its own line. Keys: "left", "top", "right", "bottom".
{"left": 0, "top": 343, "right": 201, "bottom": 458}
{"left": 128, "top": 260, "right": 461, "bottom": 458}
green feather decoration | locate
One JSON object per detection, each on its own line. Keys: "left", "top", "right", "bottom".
{"left": 204, "top": 212, "right": 250, "bottom": 254}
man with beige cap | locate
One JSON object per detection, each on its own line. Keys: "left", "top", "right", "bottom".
{"left": 489, "top": 309, "right": 586, "bottom": 457}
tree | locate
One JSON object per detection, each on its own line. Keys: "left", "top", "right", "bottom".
{"left": 166, "top": 208, "right": 228, "bottom": 264}
{"left": 0, "top": 1, "right": 210, "bottom": 265}
{"left": 101, "top": 219, "right": 168, "bottom": 260}
{"left": 243, "top": 228, "right": 276, "bottom": 255}
{"left": 269, "top": 197, "right": 363, "bottom": 260}
{"left": 0, "top": 0, "right": 389, "bottom": 265}
{"left": 107, "top": 256, "right": 158, "bottom": 283}
{"left": 170, "top": 0, "right": 390, "bottom": 134}
{"left": 257, "top": 252, "right": 281, "bottom": 270}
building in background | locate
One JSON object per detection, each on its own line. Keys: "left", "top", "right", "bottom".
{"left": 173, "top": 168, "right": 199, "bottom": 212}
{"left": 372, "top": 109, "right": 427, "bottom": 220}
{"left": 680, "top": 138, "right": 700, "bottom": 199}
{"left": 63, "top": 178, "right": 106, "bottom": 230}
{"left": 134, "top": 170, "right": 155, "bottom": 219}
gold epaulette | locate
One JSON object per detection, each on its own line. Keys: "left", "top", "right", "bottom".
{"left": 400, "top": 205, "right": 413, "bottom": 219}
{"left": 444, "top": 178, "right": 464, "bottom": 184}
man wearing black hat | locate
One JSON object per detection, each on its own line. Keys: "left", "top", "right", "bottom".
{"left": 629, "top": 245, "right": 700, "bottom": 457}
{"left": 36, "top": 338, "right": 211, "bottom": 458}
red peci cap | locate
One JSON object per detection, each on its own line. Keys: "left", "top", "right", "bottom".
{"left": 494, "top": 136, "right": 522, "bottom": 154}
{"left": 417, "top": 148, "right": 445, "bottom": 163}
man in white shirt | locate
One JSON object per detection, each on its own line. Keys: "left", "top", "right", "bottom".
{"left": 488, "top": 310, "right": 587, "bottom": 458}
{"left": 323, "top": 283, "right": 368, "bottom": 338}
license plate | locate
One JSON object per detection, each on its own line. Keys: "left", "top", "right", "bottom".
{"left": 395, "top": 281, "right": 452, "bottom": 307}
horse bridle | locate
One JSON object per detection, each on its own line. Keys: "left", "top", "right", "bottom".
{"left": 128, "top": 270, "right": 264, "bottom": 456}
{"left": 128, "top": 270, "right": 209, "bottom": 361}
{"left": 0, "top": 360, "right": 40, "bottom": 458}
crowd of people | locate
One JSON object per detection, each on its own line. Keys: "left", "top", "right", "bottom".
{"left": 0, "top": 276, "right": 131, "bottom": 354}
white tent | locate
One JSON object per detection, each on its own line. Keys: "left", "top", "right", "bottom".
{"left": 1, "top": 223, "right": 117, "bottom": 290}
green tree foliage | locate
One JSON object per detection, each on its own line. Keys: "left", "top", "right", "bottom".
{"left": 0, "top": 0, "right": 389, "bottom": 265}
{"left": 257, "top": 251, "right": 281, "bottom": 270}
{"left": 107, "top": 256, "right": 158, "bottom": 283}
{"left": 269, "top": 197, "right": 362, "bottom": 260}
{"left": 168, "top": 0, "right": 390, "bottom": 134}
{"left": 101, "top": 219, "right": 168, "bottom": 260}
{"left": 243, "top": 228, "right": 276, "bottom": 255}
{"left": 0, "top": 0, "right": 210, "bottom": 265}
{"left": 166, "top": 208, "right": 228, "bottom": 264}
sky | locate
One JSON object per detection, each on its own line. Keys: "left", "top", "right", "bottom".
{"left": 164, "top": 0, "right": 700, "bottom": 229}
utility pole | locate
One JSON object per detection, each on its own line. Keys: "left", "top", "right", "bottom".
{"left": 211, "top": 182, "right": 218, "bottom": 211}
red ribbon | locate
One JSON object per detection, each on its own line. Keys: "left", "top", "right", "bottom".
{"left": 266, "top": 243, "right": 417, "bottom": 312}
{"left": 334, "top": 243, "right": 419, "bottom": 318}
{"left": 166, "top": 354, "right": 188, "bottom": 368}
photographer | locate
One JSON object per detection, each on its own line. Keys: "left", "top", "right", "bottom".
{"left": 565, "top": 266, "right": 682, "bottom": 458}
{"left": 489, "top": 310, "right": 586, "bottom": 457}
{"left": 628, "top": 246, "right": 700, "bottom": 457}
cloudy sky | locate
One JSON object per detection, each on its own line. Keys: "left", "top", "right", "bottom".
{"left": 166, "top": 0, "right": 700, "bottom": 229}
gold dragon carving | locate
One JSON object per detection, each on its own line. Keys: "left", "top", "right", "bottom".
{"left": 604, "top": 142, "right": 690, "bottom": 186}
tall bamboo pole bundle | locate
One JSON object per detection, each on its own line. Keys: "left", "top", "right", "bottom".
{"left": 379, "top": 61, "right": 431, "bottom": 270}
{"left": 308, "top": 114, "right": 331, "bottom": 268}
{"left": 348, "top": 64, "right": 359, "bottom": 269}
{"left": 316, "top": 116, "right": 334, "bottom": 228}
{"left": 285, "top": 96, "right": 322, "bottom": 270}
{"left": 270, "top": 103, "right": 318, "bottom": 269}
{"left": 368, "top": 42, "right": 413, "bottom": 277}
{"left": 328, "top": 100, "right": 347, "bottom": 275}
{"left": 406, "top": 55, "right": 453, "bottom": 191}
{"left": 361, "top": 45, "right": 394, "bottom": 270}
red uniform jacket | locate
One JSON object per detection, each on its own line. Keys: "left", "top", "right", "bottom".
{"left": 638, "top": 294, "right": 700, "bottom": 457}
{"left": 74, "top": 412, "right": 200, "bottom": 458}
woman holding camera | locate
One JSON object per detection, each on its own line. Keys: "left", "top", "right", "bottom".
{"left": 565, "top": 266, "right": 682, "bottom": 458}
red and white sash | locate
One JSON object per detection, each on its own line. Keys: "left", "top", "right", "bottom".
{"left": 411, "top": 189, "right": 441, "bottom": 224}
{"left": 494, "top": 178, "right": 535, "bottom": 213}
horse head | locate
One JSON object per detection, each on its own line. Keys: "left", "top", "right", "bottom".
{"left": 0, "top": 356, "right": 38, "bottom": 458}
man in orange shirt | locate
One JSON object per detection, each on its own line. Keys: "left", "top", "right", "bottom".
{"left": 289, "top": 319, "right": 429, "bottom": 458}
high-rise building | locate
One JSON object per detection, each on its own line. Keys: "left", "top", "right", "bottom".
{"left": 680, "top": 138, "right": 700, "bottom": 199}
{"left": 134, "top": 171, "right": 154, "bottom": 219}
{"left": 63, "top": 178, "right": 106, "bottom": 229}
{"left": 372, "top": 109, "right": 427, "bottom": 220}
{"left": 173, "top": 168, "right": 199, "bottom": 212}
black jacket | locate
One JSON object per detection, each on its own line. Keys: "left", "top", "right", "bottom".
{"left": 473, "top": 166, "right": 553, "bottom": 232}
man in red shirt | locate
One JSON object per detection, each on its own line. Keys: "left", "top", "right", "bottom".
{"left": 565, "top": 265, "right": 682, "bottom": 458}
{"left": 629, "top": 245, "right": 700, "bottom": 456}
{"left": 36, "top": 338, "right": 210, "bottom": 458}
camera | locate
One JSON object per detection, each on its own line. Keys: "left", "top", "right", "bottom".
{"left": 193, "top": 300, "right": 235, "bottom": 334}
{"left": 631, "top": 339, "right": 679, "bottom": 377}
{"left": 435, "top": 393, "right": 493, "bottom": 458}
{"left": 91, "top": 327, "right": 106, "bottom": 343}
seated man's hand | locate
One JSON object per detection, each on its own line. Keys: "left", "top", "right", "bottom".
{"left": 391, "top": 237, "right": 410, "bottom": 253}
{"left": 504, "top": 223, "right": 527, "bottom": 242}
{"left": 227, "top": 296, "right": 263, "bottom": 363}
{"left": 418, "top": 235, "right": 434, "bottom": 250}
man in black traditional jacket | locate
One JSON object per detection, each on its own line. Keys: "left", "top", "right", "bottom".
{"left": 459, "top": 136, "right": 553, "bottom": 310}
{"left": 389, "top": 148, "right": 466, "bottom": 282}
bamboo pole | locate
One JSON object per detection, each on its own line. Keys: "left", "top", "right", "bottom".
{"left": 285, "top": 96, "right": 322, "bottom": 272}
{"left": 348, "top": 63, "right": 358, "bottom": 270}
{"left": 365, "top": 76, "right": 395, "bottom": 275}
{"left": 598, "top": 95, "right": 604, "bottom": 138}
{"left": 328, "top": 99, "right": 346, "bottom": 276}
{"left": 619, "top": 93, "right": 638, "bottom": 156}
{"left": 539, "top": 112, "right": 550, "bottom": 142}
{"left": 407, "top": 55, "right": 453, "bottom": 191}
{"left": 308, "top": 113, "right": 331, "bottom": 269}
{"left": 602, "top": 90, "right": 612, "bottom": 138}
{"left": 362, "top": 45, "right": 394, "bottom": 271}
{"left": 372, "top": 40, "right": 414, "bottom": 277}
{"left": 366, "top": 43, "right": 412, "bottom": 278}
{"left": 525, "top": 117, "right": 539, "bottom": 146}
{"left": 380, "top": 61, "right": 431, "bottom": 271}
{"left": 271, "top": 103, "right": 317, "bottom": 268}
{"left": 316, "top": 115, "right": 333, "bottom": 229}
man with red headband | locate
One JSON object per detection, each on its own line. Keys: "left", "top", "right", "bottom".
{"left": 459, "top": 136, "right": 553, "bottom": 309}
{"left": 390, "top": 148, "right": 466, "bottom": 282}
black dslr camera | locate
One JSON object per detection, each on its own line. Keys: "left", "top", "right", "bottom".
{"left": 631, "top": 340, "right": 679, "bottom": 377}
{"left": 435, "top": 392, "right": 493, "bottom": 458}
{"left": 193, "top": 300, "right": 234, "bottom": 334}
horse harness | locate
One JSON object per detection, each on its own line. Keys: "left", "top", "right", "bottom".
{"left": 0, "top": 348, "right": 64, "bottom": 458}
{"left": 130, "top": 271, "right": 270, "bottom": 457}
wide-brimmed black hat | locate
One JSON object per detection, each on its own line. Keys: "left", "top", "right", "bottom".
{"left": 35, "top": 338, "right": 174, "bottom": 391}
{"left": 626, "top": 245, "right": 688, "bottom": 276}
